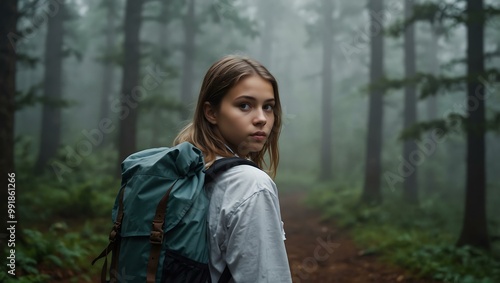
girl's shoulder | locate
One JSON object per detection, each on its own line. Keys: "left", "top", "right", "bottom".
{"left": 212, "top": 156, "right": 274, "bottom": 187}
{"left": 218, "top": 164, "right": 280, "bottom": 219}
{"left": 211, "top": 162, "right": 278, "bottom": 205}
{"left": 225, "top": 163, "right": 274, "bottom": 188}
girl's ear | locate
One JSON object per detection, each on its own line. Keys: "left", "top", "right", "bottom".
{"left": 204, "top": 102, "right": 217, "bottom": 125}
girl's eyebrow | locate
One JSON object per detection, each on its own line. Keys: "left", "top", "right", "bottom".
{"left": 235, "top": 95, "right": 275, "bottom": 102}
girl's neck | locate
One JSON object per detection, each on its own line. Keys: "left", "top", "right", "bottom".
{"left": 224, "top": 143, "right": 239, "bottom": 157}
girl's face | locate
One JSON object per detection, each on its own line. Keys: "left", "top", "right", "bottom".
{"left": 205, "top": 75, "right": 275, "bottom": 157}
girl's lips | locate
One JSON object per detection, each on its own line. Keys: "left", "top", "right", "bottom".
{"left": 250, "top": 131, "right": 267, "bottom": 141}
{"left": 250, "top": 135, "right": 266, "bottom": 141}
{"left": 251, "top": 131, "right": 267, "bottom": 137}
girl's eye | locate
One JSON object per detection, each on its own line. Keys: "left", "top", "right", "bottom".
{"left": 239, "top": 103, "right": 251, "bottom": 110}
{"left": 264, "top": 104, "right": 274, "bottom": 111}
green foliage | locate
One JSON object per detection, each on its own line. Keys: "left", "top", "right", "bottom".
{"left": 0, "top": 272, "right": 50, "bottom": 283}
{"left": 208, "top": 0, "right": 259, "bottom": 38}
{"left": 398, "top": 110, "right": 500, "bottom": 141}
{"left": 387, "top": 2, "right": 500, "bottom": 38}
{"left": 11, "top": 140, "right": 119, "bottom": 281}
{"left": 15, "top": 82, "right": 77, "bottom": 111}
{"left": 386, "top": 2, "right": 463, "bottom": 38}
{"left": 15, "top": 138, "right": 120, "bottom": 223}
{"left": 398, "top": 114, "right": 464, "bottom": 140}
{"left": 369, "top": 68, "right": 500, "bottom": 140}
{"left": 304, "top": 182, "right": 362, "bottom": 227}
{"left": 22, "top": 176, "right": 117, "bottom": 221}
{"left": 94, "top": 44, "right": 123, "bottom": 66}
{"left": 1, "top": 222, "right": 107, "bottom": 282}
{"left": 15, "top": 83, "right": 42, "bottom": 111}
{"left": 16, "top": 52, "right": 41, "bottom": 68}
{"left": 62, "top": 46, "right": 83, "bottom": 61}
{"left": 441, "top": 51, "right": 500, "bottom": 71}
{"left": 306, "top": 183, "right": 500, "bottom": 282}
{"left": 371, "top": 72, "right": 466, "bottom": 99}
{"left": 405, "top": 245, "right": 500, "bottom": 283}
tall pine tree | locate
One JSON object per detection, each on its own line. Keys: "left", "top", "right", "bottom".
{"left": 118, "top": 0, "right": 145, "bottom": 165}
{"left": 35, "top": 0, "right": 66, "bottom": 172}
{"left": 457, "top": 0, "right": 489, "bottom": 250}
{"left": 361, "top": 0, "right": 385, "bottom": 204}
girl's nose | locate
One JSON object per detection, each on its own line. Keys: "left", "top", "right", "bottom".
{"left": 253, "top": 109, "right": 267, "bottom": 126}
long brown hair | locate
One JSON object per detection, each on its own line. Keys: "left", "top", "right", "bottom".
{"left": 173, "top": 55, "right": 282, "bottom": 178}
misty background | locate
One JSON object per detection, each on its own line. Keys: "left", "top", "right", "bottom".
{"left": 1, "top": 0, "right": 500, "bottom": 282}
{"left": 12, "top": 0, "right": 500, "bottom": 190}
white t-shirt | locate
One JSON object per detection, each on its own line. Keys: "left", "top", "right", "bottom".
{"left": 206, "top": 162, "right": 292, "bottom": 283}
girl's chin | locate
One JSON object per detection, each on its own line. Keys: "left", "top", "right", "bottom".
{"left": 236, "top": 143, "right": 265, "bottom": 157}
{"left": 247, "top": 144, "right": 265, "bottom": 154}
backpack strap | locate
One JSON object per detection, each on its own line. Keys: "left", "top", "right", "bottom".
{"left": 205, "top": 157, "right": 259, "bottom": 283}
{"left": 146, "top": 178, "right": 179, "bottom": 283}
{"left": 204, "top": 157, "right": 258, "bottom": 185}
{"left": 91, "top": 183, "right": 126, "bottom": 283}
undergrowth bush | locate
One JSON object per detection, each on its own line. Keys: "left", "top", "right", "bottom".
{"left": 1, "top": 222, "right": 107, "bottom": 282}
{"left": 306, "top": 183, "right": 500, "bottom": 283}
{"left": 16, "top": 140, "right": 120, "bottom": 223}
{"left": 8, "top": 138, "right": 120, "bottom": 281}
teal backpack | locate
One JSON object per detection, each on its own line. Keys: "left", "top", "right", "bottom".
{"left": 92, "top": 142, "right": 257, "bottom": 283}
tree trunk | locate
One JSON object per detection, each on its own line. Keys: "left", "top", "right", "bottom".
{"left": 35, "top": 0, "right": 66, "bottom": 172}
{"left": 361, "top": 0, "right": 384, "bottom": 204}
{"left": 0, "top": 0, "right": 18, "bottom": 256}
{"left": 180, "top": 0, "right": 196, "bottom": 121}
{"left": 425, "top": 24, "right": 440, "bottom": 194}
{"left": 403, "top": 0, "right": 418, "bottom": 204}
{"left": 319, "top": 0, "right": 334, "bottom": 181}
{"left": 118, "top": 0, "right": 145, "bottom": 164}
{"left": 150, "top": 0, "right": 172, "bottom": 147}
{"left": 98, "top": 0, "right": 117, "bottom": 148}
{"left": 457, "top": 0, "right": 489, "bottom": 250}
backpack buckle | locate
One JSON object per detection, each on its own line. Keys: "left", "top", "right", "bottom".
{"left": 150, "top": 221, "right": 163, "bottom": 244}
{"left": 109, "top": 222, "right": 121, "bottom": 242}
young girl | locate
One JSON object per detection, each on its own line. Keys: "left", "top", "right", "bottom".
{"left": 174, "top": 55, "right": 292, "bottom": 282}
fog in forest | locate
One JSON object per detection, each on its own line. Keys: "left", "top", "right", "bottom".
{"left": 13, "top": 0, "right": 499, "bottom": 195}
{"left": 1, "top": 0, "right": 500, "bottom": 281}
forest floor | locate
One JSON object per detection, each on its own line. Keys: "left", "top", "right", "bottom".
{"left": 282, "top": 191, "right": 440, "bottom": 283}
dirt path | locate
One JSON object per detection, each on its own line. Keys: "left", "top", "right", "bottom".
{"left": 281, "top": 192, "right": 438, "bottom": 283}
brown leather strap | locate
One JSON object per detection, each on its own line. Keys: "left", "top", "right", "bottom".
{"left": 91, "top": 241, "right": 114, "bottom": 266}
{"left": 146, "top": 179, "right": 178, "bottom": 283}
{"left": 109, "top": 184, "right": 126, "bottom": 281}
{"left": 91, "top": 241, "right": 115, "bottom": 283}
{"left": 101, "top": 254, "right": 108, "bottom": 283}
{"left": 110, "top": 237, "right": 121, "bottom": 281}
{"left": 92, "top": 184, "right": 126, "bottom": 283}
{"left": 91, "top": 239, "right": 117, "bottom": 283}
